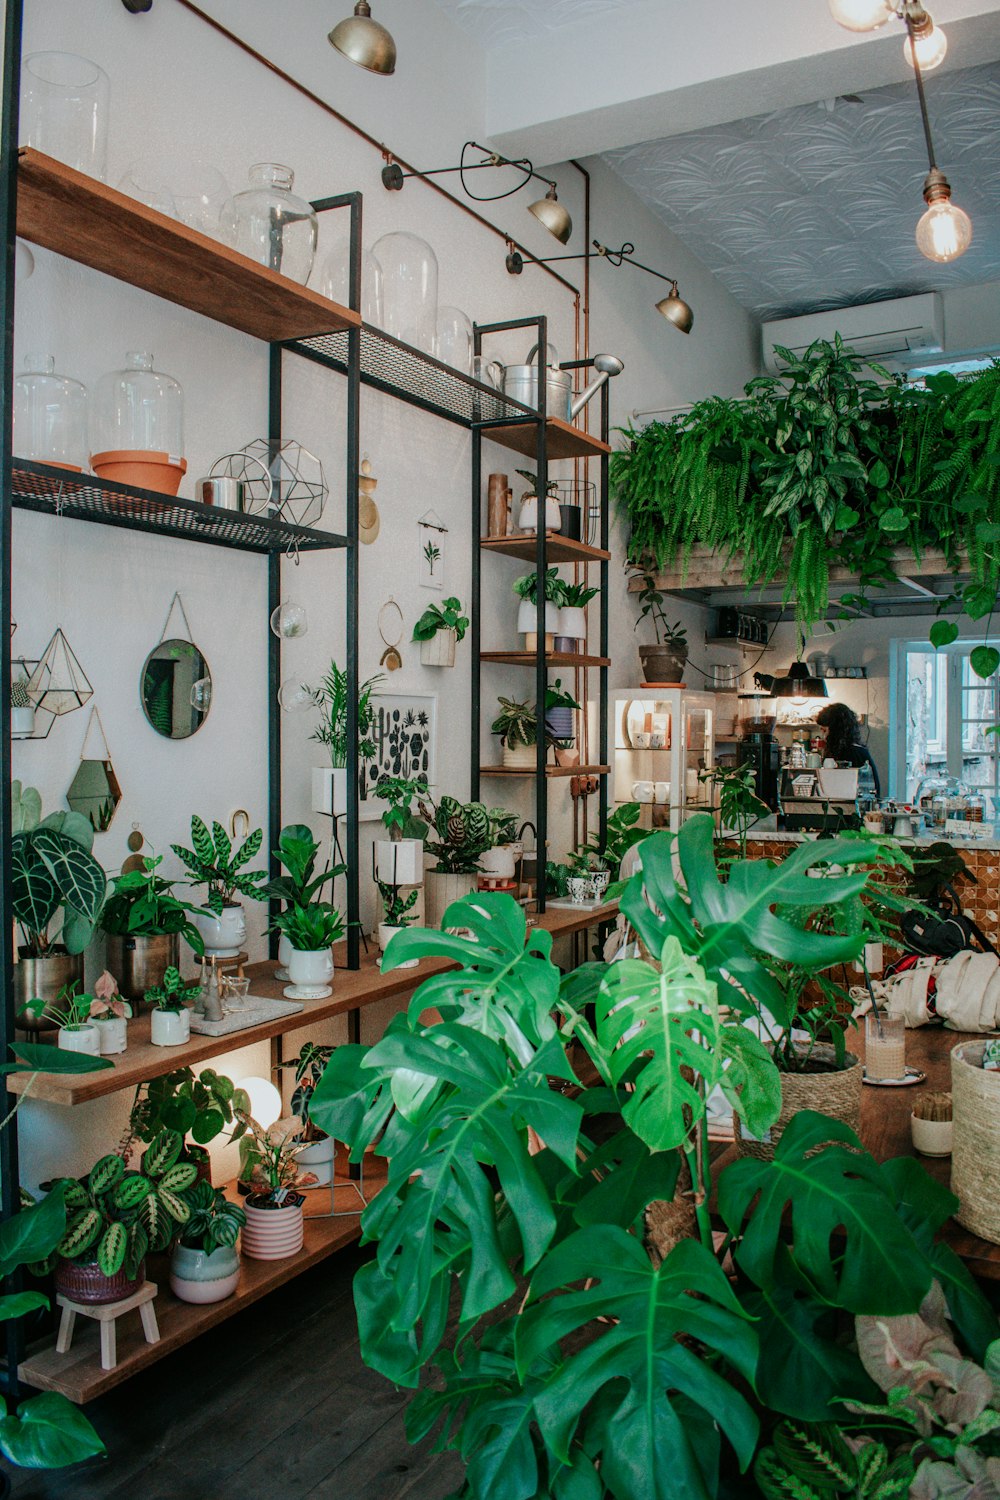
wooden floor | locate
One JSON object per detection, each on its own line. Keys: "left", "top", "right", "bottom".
{"left": 10, "top": 1245, "right": 462, "bottom": 1500}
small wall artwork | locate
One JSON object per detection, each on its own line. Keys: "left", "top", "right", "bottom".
{"left": 417, "top": 510, "right": 447, "bottom": 591}
{"left": 371, "top": 694, "right": 436, "bottom": 787}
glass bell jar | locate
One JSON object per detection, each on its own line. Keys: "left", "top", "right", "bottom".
{"left": 436, "top": 306, "right": 473, "bottom": 374}
{"left": 20, "top": 52, "right": 110, "bottom": 180}
{"left": 319, "top": 236, "right": 383, "bottom": 323}
{"left": 14, "top": 354, "right": 88, "bottom": 471}
{"left": 225, "top": 163, "right": 318, "bottom": 284}
{"left": 372, "top": 230, "right": 438, "bottom": 353}
{"left": 91, "top": 352, "right": 186, "bottom": 496}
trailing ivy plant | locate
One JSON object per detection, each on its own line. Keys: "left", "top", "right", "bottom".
{"left": 611, "top": 343, "right": 1000, "bottom": 673}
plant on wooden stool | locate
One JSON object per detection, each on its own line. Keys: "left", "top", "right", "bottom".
{"left": 143, "top": 965, "right": 201, "bottom": 1012}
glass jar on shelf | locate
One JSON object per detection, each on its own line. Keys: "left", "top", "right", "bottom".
{"left": 21, "top": 52, "right": 109, "bottom": 180}
{"left": 372, "top": 230, "right": 438, "bottom": 353}
{"left": 14, "top": 354, "right": 88, "bottom": 471}
{"left": 91, "top": 351, "right": 186, "bottom": 496}
{"left": 224, "top": 163, "right": 318, "bottom": 284}
{"left": 318, "top": 236, "right": 383, "bottom": 323}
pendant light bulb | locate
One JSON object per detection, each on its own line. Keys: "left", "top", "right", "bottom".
{"left": 916, "top": 170, "right": 973, "bottom": 262}
{"left": 328, "top": 1, "right": 396, "bottom": 75}
{"left": 655, "top": 285, "right": 694, "bottom": 335}
{"left": 527, "top": 185, "right": 573, "bottom": 245}
{"left": 903, "top": 11, "right": 947, "bottom": 70}
{"left": 827, "top": 0, "right": 892, "bottom": 31}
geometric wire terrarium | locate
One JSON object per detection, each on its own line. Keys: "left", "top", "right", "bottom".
{"left": 236, "top": 437, "right": 328, "bottom": 527}
{"left": 26, "top": 627, "right": 93, "bottom": 715}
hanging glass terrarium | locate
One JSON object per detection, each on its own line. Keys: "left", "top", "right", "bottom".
{"left": 26, "top": 628, "right": 93, "bottom": 715}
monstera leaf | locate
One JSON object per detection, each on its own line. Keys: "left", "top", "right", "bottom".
{"left": 517, "top": 1230, "right": 759, "bottom": 1500}
{"left": 718, "top": 1112, "right": 935, "bottom": 1316}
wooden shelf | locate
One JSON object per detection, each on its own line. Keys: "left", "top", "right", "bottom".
{"left": 481, "top": 650, "right": 610, "bottom": 668}
{"left": 16, "top": 148, "right": 361, "bottom": 344}
{"left": 481, "top": 764, "right": 610, "bottom": 777}
{"left": 480, "top": 534, "right": 610, "bottom": 565}
{"left": 483, "top": 417, "right": 611, "bottom": 462}
{"left": 9, "top": 905, "right": 615, "bottom": 1106}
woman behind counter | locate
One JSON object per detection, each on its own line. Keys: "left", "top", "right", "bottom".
{"left": 816, "top": 702, "right": 881, "bottom": 800}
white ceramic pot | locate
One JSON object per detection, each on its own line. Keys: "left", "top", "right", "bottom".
{"left": 10, "top": 705, "right": 35, "bottom": 739}
{"left": 376, "top": 838, "right": 423, "bottom": 887}
{"left": 169, "top": 1243, "right": 240, "bottom": 1304}
{"left": 424, "top": 870, "right": 478, "bottom": 929}
{"left": 151, "top": 1008, "right": 191, "bottom": 1047}
{"left": 95, "top": 1015, "right": 128, "bottom": 1055}
{"left": 377, "top": 923, "right": 419, "bottom": 965}
{"left": 557, "top": 606, "right": 587, "bottom": 643}
{"left": 241, "top": 1199, "right": 304, "bottom": 1261}
{"left": 58, "top": 1024, "right": 100, "bottom": 1057}
{"left": 420, "top": 630, "right": 456, "bottom": 668}
{"left": 517, "top": 496, "right": 561, "bottom": 534}
{"left": 910, "top": 1114, "right": 953, "bottom": 1157}
{"left": 312, "top": 766, "right": 348, "bottom": 817}
{"left": 479, "top": 845, "right": 516, "bottom": 881}
{"left": 287, "top": 947, "right": 334, "bottom": 988}
{"left": 517, "top": 598, "right": 559, "bottom": 635}
{"left": 297, "top": 1134, "right": 337, "bottom": 1186}
{"left": 194, "top": 903, "right": 246, "bottom": 958}
{"left": 502, "top": 741, "right": 537, "bottom": 769}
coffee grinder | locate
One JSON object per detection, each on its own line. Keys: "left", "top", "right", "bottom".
{"left": 738, "top": 681, "right": 779, "bottom": 809}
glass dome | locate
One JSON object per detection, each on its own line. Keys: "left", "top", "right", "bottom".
{"left": 436, "top": 305, "right": 473, "bottom": 374}
{"left": 21, "top": 52, "right": 109, "bottom": 180}
{"left": 225, "top": 163, "right": 317, "bottom": 284}
{"left": 119, "top": 153, "right": 231, "bottom": 238}
{"left": 92, "top": 352, "right": 184, "bottom": 459}
{"left": 318, "top": 237, "right": 383, "bottom": 323}
{"left": 14, "top": 354, "right": 88, "bottom": 471}
{"left": 372, "top": 230, "right": 438, "bottom": 353}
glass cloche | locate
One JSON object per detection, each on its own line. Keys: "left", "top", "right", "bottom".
{"left": 14, "top": 354, "right": 88, "bottom": 470}
{"left": 372, "top": 230, "right": 438, "bottom": 353}
{"left": 92, "top": 351, "right": 184, "bottom": 458}
{"left": 319, "top": 236, "right": 383, "bottom": 323}
{"left": 225, "top": 163, "right": 317, "bottom": 285}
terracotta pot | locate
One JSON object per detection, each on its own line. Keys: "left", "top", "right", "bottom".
{"left": 105, "top": 931, "right": 180, "bottom": 1004}
{"left": 170, "top": 1244, "right": 240, "bottom": 1304}
{"left": 241, "top": 1198, "right": 304, "bottom": 1261}
{"left": 14, "top": 950, "right": 84, "bottom": 1032}
{"left": 639, "top": 643, "right": 688, "bottom": 685}
{"left": 54, "top": 1258, "right": 146, "bottom": 1306}
{"left": 733, "top": 1044, "right": 862, "bottom": 1160}
{"left": 424, "top": 870, "right": 477, "bottom": 929}
{"left": 90, "top": 449, "right": 187, "bottom": 496}
{"left": 420, "top": 629, "right": 456, "bottom": 668}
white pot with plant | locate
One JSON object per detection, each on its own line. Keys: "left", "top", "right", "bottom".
{"left": 373, "top": 774, "right": 428, "bottom": 888}
{"left": 20, "top": 982, "right": 103, "bottom": 1056}
{"left": 630, "top": 568, "right": 689, "bottom": 684}
{"left": 412, "top": 597, "right": 469, "bottom": 669}
{"left": 278, "top": 1041, "right": 338, "bottom": 1183}
{"left": 375, "top": 881, "right": 420, "bottom": 965}
{"left": 171, "top": 815, "right": 268, "bottom": 958}
{"left": 236, "top": 1111, "right": 308, "bottom": 1260}
{"left": 10, "top": 672, "right": 35, "bottom": 739}
{"left": 543, "top": 678, "right": 580, "bottom": 745}
{"left": 262, "top": 824, "right": 342, "bottom": 980}
{"left": 145, "top": 965, "right": 200, "bottom": 1046}
{"left": 513, "top": 569, "right": 562, "bottom": 651}
{"left": 89, "top": 970, "right": 132, "bottom": 1054}
{"left": 309, "top": 662, "right": 384, "bottom": 816}
{"left": 420, "top": 794, "right": 492, "bottom": 928}
{"left": 479, "top": 807, "right": 519, "bottom": 883}
{"left": 169, "top": 1183, "right": 246, "bottom": 1304}
{"left": 515, "top": 469, "right": 561, "bottom": 535}
{"left": 273, "top": 901, "right": 344, "bottom": 995}
{"left": 492, "top": 696, "right": 545, "bottom": 770}
{"left": 556, "top": 580, "right": 599, "bottom": 648}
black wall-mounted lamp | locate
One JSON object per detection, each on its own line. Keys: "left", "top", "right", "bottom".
{"left": 506, "top": 240, "right": 694, "bottom": 334}
{"left": 381, "top": 140, "right": 572, "bottom": 243}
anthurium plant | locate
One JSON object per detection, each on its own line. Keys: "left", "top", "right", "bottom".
{"left": 309, "top": 819, "right": 999, "bottom": 1500}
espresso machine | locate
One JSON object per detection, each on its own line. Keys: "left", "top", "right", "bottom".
{"left": 738, "top": 690, "right": 779, "bottom": 809}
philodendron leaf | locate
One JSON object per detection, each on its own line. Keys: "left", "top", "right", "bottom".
{"left": 718, "top": 1111, "right": 935, "bottom": 1316}
{"left": 10, "top": 837, "right": 59, "bottom": 941}
{"left": 929, "top": 619, "right": 960, "bottom": 649}
{"left": 518, "top": 1230, "right": 759, "bottom": 1500}
{"left": 0, "top": 1185, "right": 66, "bottom": 1276}
{"left": 32, "top": 828, "right": 106, "bottom": 924}
{"left": 970, "top": 645, "right": 1000, "bottom": 681}
{"left": 0, "top": 1390, "right": 105, "bottom": 1467}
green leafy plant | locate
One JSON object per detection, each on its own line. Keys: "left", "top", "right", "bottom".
{"left": 512, "top": 568, "right": 563, "bottom": 605}
{"left": 143, "top": 965, "right": 202, "bottom": 1013}
{"left": 309, "top": 662, "right": 384, "bottom": 767}
{"left": 412, "top": 598, "right": 469, "bottom": 644}
{"left": 374, "top": 776, "right": 430, "bottom": 842}
{"left": 376, "top": 880, "right": 419, "bottom": 928}
{"left": 487, "top": 807, "right": 519, "bottom": 848}
{"left": 126, "top": 1066, "right": 249, "bottom": 1154}
{"left": 699, "top": 763, "right": 771, "bottom": 859}
{"left": 17, "top": 982, "right": 95, "bottom": 1032}
{"left": 543, "top": 677, "right": 580, "bottom": 713}
{"left": 271, "top": 902, "right": 344, "bottom": 951}
{"left": 567, "top": 800, "right": 648, "bottom": 881}
{"left": 557, "top": 580, "right": 600, "bottom": 609}
{"left": 630, "top": 567, "right": 687, "bottom": 647}
{"left": 177, "top": 1181, "right": 246, "bottom": 1253}
{"left": 171, "top": 815, "right": 267, "bottom": 915}
{"left": 491, "top": 695, "right": 542, "bottom": 748}
{"left": 418, "top": 793, "right": 492, "bottom": 875}
{"left": 236, "top": 1111, "right": 309, "bottom": 1197}
{"left": 277, "top": 1041, "right": 336, "bottom": 1143}
{"left": 423, "top": 539, "right": 442, "bottom": 575}
{"left": 754, "top": 1418, "right": 914, "bottom": 1498}
{"left": 99, "top": 852, "right": 204, "bottom": 954}
{"left": 10, "top": 781, "right": 107, "bottom": 957}
{"left": 515, "top": 467, "right": 559, "bottom": 498}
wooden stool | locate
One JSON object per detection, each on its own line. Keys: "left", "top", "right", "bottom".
{"left": 196, "top": 951, "right": 248, "bottom": 998}
{"left": 55, "top": 1281, "right": 159, "bottom": 1371}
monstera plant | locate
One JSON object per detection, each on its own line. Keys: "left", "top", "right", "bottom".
{"left": 10, "top": 781, "right": 106, "bottom": 957}
{"left": 310, "top": 819, "right": 999, "bottom": 1500}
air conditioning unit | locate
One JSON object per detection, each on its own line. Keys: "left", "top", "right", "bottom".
{"left": 761, "top": 293, "right": 944, "bottom": 375}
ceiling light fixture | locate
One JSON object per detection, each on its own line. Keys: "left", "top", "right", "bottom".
{"left": 771, "top": 661, "right": 829, "bottom": 701}
{"left": 906, "top": 12, "right": 972, "bottom": 262}
{"left": 902, "top": 3, "right": 947, "bottom": 69}
{"left": 382, "top": 141, "right": 571, "bottom": 243}
{"left": 506, "top": 240, "right": 693, "bottom": 334}
{"left": 329, "top": 1, "right": 396, "bottom": 76}
{"left": 827, "top": 0, "right": 893, "bottom": 30}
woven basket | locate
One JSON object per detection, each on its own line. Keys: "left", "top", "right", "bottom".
{"left": 644, "top": 1160, "right": 697, "bottom": 1266}
{"left": 733, "top": 1043, "right": 862, "bottom": 1160}
{"left": 951, "top": 1041, "right": 1000, "bottom": 1245}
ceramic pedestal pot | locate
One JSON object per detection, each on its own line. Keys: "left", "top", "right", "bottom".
{"left": 170, "top": 1243, "right": 240, "bottom": 1304}
{"left": 58, "top": 1023, "right": 101, "bottom": 1057}
{"left": 378, "top": 924, "right": 418, "bottom": 967}
{"left": 639, "top": 643, "right": 688, "bottom": 685}
{"left": 194, "top": 903, "right": 246, "bottom": 959}
{"left": 287, "top": 947, "right": 334, "bottom": 990}
{"left": 151, "top": 1008, "right": 191, "bottom": 1047}
{"left": 241, "top": 1197, "right": 304, "bottom": 1260}
{"left": 376, "top": 838, "right": 423, "bottom": 887}
{"left": 296, "top": 1135, "right": 337, "bottom": 1186}
{"left": 312, "top": 766, "right": 348, "bottom": 816}
{"left": 95, "top": 1016, "right": 128, "bottom": 1055}
{"left": 479, "top": 845, "right": 516, "bottom": 882}
{"left": 557, "top": 606, "right": 587, "bottom": 645}
{"left": 424, "top": 871, "right": 477, "bottom": 929}
{"left": 951, "top": 1041, "right": 1000, "bottom": 1244}
{"left": 517, "top": 495, "right": 561, "bottom": 534}
{"left": 420, "top": 629, "right": 456, "bottom": 668}
{"left": 54, "top": 1258, "right": 146, "bottom": 1306}
{"left": 517, "top": 599, "right": 558, "bottom": 638}
{"left": 14, "top": 950, "right": 84, "bottom": 1032}
{"left": 276, "top": 932, "right": 294, "bottom": 980}
{"left": 502, "top": 741, "right": 538, "bottom": 770}
{"left": 105, "top": 931, "right": 180, "bottom": 1004}
{"left": 732, "top": 1043, "right": 862, "bottom": 1160}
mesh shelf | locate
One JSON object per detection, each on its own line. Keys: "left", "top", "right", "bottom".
{"left": 10, "top": 461, "right": 349, "bottom": 554}
{"left": 292, "top": 324, "right": 537, "bottom": 430}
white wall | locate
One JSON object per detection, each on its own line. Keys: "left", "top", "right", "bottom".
{"left": 9, "top": 0, "right": 755, "bottom": 1187}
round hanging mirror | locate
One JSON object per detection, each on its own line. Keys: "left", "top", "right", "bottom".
{"left": 141, "top": 638, "right": 211, "bottom": 739}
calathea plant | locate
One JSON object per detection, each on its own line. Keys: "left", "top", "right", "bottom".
{"left": 171, "top": 815, "right": 267, "bottom": 915}
{"left": 309, "top": 824, "right": 998, "bottom": 1500}
{"left": 418, "top": 793, "right": 492, "bottom": 875}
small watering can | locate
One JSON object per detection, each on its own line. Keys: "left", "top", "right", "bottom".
{"left": 485, "top": 347, "right": 623, "bottom": 422}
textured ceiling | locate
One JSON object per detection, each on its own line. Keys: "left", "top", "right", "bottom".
{"left": 602, "top": 61, "right": 1000, "bottom": 323}
{"left": 430, "top": 0, "right": 636, "bottom": 47}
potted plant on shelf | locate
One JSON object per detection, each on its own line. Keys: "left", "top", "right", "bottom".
{"left": 277, "top": 1041, "right": 338, "bottom": 1184}
{"left": 100, "top": 853, "right": 205, "bottom": 1002}
{"left": 11, "top": 780, "right": 107, "bottom": 1030}
{"left": 144, "top": 965, "right": 202, "bottom": 1047}
{"left": 373, "top": 774, "right": 428, "bottom": 887}
{"left": 630, "top": 567, "right": 689, "bottom": 684}
{"left": 375, "top": 879, "right": 420, "bottom": 960}
{"left": 270, "top": 902, "right": 344, "bottom": 995}
{"left": 513, "top": 569, "right": 562, "bottom": 651}
{"left": 171, "top": 815, "right": 267, "bottom": 958}
{"left": 491, "top": 696, "right": 545, "bottom": 770}
{"left": 262, "top": 824, "right": 343, "bottom": 981}
{"left": 543, "top": 677, "right": 580, "bottom": 745}
{"left": 169, "top": 1181, "right": 246, "bottom": 1305}
{"left": 10, "top": 669, "right": 35, "bottom": 739}
{"left": 514, "top": 468, "right": 561, "bottom": 535}
{"left": 479, "top": 807, "right": 520, "bottom": 884}
{"left": 412, "top": 596, "right": 469, "bottom": 668}
{"left": 565, "top": 800, "right": 648, "bottom": 892}
{"left": 309, "top": 661, "right": 383, "bottom": 816}
{"left": 418, "top": 793, "right": 492, "bottom": 927}
{"left": 124, "top": 1066, "right": 249, "bottom": 1183}
{"left": 88, "top": 970, "right": 132, "bottom": 1055}
{"left": 19, "top": 982, "right": 103, "bottom": 1057}
{"left": 555, "top": 579, "right": 599, "bottom": 650}
{"left": 235, "top": 1110, "right": 309, "bottom": 1261}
